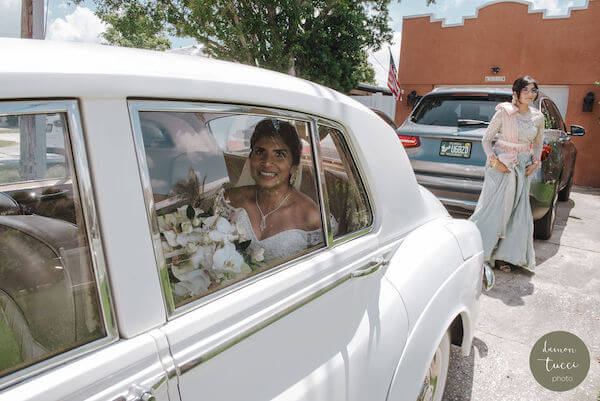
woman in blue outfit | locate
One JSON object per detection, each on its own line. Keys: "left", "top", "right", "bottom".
{"left": 470, "top": 76, "right": 544, "bottom": 272}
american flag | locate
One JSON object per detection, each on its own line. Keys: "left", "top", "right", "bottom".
{"left": 387, "top": 48, "right": 401, "bottom": 101}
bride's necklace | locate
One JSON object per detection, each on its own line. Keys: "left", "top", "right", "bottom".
{"left": 255, "top": 189, "right": 291, "bottom": 231}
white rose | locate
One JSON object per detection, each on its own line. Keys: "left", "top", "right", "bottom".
{"left": 181, "top": 221, "right": 193, "bottom": 234}
{"left": 171, "top": 261, "right": 195, "bottom": 281}
{"left": 163, "top": 230, "right": 178, "bottom": 247}
{"left": 157, "top": 215, "right": 169, "bottom": 232}
{"left": 165, "top": 213, "right": 178, "bottom": 228}
{"left": 251, "top": 247, "right": 265, "bottom": 263}
{"left": 184, "top": 242, "right": 199, "bottom": 255}
{"left": 235, "top": 219, "right": 250, "bottom": 241}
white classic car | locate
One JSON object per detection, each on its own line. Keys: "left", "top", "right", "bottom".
{"left": 0, "top": 38, "right": 491, "bottom": 401}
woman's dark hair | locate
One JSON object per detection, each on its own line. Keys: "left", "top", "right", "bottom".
{"left": 513, "top": 75, "right": 539, "bottom": 102}
{"left": 250, "top": 118, "right": 302, "bottom": 166}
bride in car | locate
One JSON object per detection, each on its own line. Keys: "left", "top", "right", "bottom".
{"left": 221, "top": 118, "right": 323, "bottom": 263}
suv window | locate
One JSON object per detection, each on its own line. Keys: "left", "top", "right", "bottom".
{"left": 410, "top": 95, "right": 509, "bottom": 127}
{"left": 0, "top": 110, "right": 106, "bottom": 378}
{"left": 134, "top": 108, "right": 324, "bottom": 308}
{"left": 318, "top": 125, "right": 372, "bottom": 238}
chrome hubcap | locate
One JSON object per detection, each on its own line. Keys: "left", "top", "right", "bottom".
{"left": 417, "top": 346, "right": 443, "bottom": 401}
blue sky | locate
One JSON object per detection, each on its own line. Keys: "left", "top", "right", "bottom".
{"left": 0, "top": 0, "right": 588, "bottom": 85}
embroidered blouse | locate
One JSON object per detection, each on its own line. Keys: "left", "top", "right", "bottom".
{"left": 482, "top": 103, "right": 545, "bottom": 164}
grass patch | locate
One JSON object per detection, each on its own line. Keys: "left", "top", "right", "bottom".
{"left": 0, "top": 140, "right": 16, "bottom": 148}
{"left": 0, "top": 164, "right": 66, "bottom": 184}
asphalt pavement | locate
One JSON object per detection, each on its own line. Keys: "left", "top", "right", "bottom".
{"left": 444, "top": 186, "right": 600, "bottom": 401}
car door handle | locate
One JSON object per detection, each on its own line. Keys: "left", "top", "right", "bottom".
{"left": 351, "top": 257, "right": 388, "bottom": 278}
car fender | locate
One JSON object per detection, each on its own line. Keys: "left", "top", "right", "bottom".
{"left": 383, "top": 218, "right": 483, "bottom": 401}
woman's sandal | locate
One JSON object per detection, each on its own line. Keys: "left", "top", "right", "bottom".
{"left": 498, "top": 263, "right": 512, "bottom": 273}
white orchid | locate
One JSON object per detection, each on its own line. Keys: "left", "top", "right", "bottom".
{"left": 172, "top": 268, "right": 211, "bottom": 297}
{"left": 212, "top": 243, "right": 244, "bottom": 273}
{"left": 190, "top": 244, "right": 215, "bottom": 269}
{"left": 206, "top": 215, "right": 238, "bottom": 242}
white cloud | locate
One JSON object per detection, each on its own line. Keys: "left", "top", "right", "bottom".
{"left": 529, "top": 0, "right": 575, "bottom": 15}
{"left": 47, "top": 6, "right": 107, "bottom": 43}
{"left": 368, "top": 31, "right": 402, "bottom": 87}
{"left": 0, "top": 0, "right": 21, "bottom": 38}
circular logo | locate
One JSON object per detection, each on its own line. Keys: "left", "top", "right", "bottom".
{"left": 529, "top": 331, "right": 590, "bottom": 392}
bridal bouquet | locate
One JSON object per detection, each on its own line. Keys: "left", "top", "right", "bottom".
{"left": 157, "top": 189, "right": 265, "bottom": 300}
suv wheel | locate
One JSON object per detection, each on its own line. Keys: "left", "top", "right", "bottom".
{"left": 534, "top": 187, "right": 558, "bottom": 240}
{"left": 558, "top": 173, "right": 573, "bottom": 202}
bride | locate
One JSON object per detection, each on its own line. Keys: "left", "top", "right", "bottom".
{"left": 221, "top": 118, "right": 323, "bottom": 263}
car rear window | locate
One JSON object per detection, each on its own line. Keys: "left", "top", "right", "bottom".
{"left": 410, "top": 95, "right": 510, "bottom": 127}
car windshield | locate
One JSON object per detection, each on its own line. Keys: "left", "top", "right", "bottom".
{"left": 410, "top": 95, "right": 510, "bottom": 127}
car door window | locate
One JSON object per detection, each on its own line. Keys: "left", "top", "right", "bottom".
{"left": 318, "top": 125, "right": 372, "bottom": 239}
{"left": 548, "top": 101, "right": 566, "bottom": 132}
{"left": 542, "top": 100, "right": 560, "bottom": 130}
{"left": 0, "top": 107, "right": 108, "bottom": 380}
{"left": 132, "top": 105, "right": 324, "bottom": 309}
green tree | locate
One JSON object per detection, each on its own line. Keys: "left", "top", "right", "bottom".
{"left": 97, "top": 1, "right": 171, "bottom": 50}
{"left": 86, "top": 0, "right": 391, "bottom": 93}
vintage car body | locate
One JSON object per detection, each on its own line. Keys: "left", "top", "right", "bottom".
{"left": 397, "top": 87, "right": 584, "bottom": 240}
{"left": 0, "top": 39, "right": 487, "bottom": 401}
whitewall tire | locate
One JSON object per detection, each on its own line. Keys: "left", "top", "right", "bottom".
{"left": 417, "top": 330, "right": 451, "bottom": 401}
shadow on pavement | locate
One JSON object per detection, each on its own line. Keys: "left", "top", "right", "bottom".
{"left": 443, "top": 337, "right": 488, "bottom": 401}
{"left": 482, "top": 267, "right": 534, "bottom": 306}
{"left": 534, "top": 197, "right": 574, "bottom": 265}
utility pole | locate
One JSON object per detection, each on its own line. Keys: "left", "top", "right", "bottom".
{"left": 20, "top": 0, "right": 47, "bottom": 181}
{"left": 21, "top": 0, "right": 45, "bottom": 39}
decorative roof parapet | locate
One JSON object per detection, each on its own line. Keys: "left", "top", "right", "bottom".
{"left": 403, "top": 0, "right": 591, "bottom": 28}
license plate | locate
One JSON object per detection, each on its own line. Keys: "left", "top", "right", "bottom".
{"left": 439, "top": 140, "right": 472, "bottom": 158}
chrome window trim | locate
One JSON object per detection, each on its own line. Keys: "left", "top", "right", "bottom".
{"left": 128, "top": 100, "right": 329, "bottom": 318}
{"left": 178, "top": 260, "right": 363, "bottom": 374}
{"left": 308, "top": 118, "right": 332, "bottom": 246}
{"left": 0, "top": 100, "right": 118, "bottom": 390}
{"left": 314, "top": 119, "right": 375, "bottom": 247}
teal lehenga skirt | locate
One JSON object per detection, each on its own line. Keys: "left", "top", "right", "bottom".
{"left": 469, "top": 152, "right": 535, "bottom": 271}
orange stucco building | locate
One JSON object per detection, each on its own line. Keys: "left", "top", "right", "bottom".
{"left": 395, "top": 0, "right": 600, "bottom": 187}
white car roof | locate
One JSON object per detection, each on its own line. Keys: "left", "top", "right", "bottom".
{"left": 0, "top": 38, "right": 442, "bottom": 245}
{"left": 0, "top": 38, "right": 364, "bottom": 121}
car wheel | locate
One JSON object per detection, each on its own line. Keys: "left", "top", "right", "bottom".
{"left": 417, "top": 330, "right": 450, "bottom": 401}
{"left": 558, "top": 173, "right": 572, "bottom": 202}
{"left": 534, "top": 187, "right": 558, "bottom": 240}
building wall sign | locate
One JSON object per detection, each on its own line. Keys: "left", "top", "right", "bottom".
{"left": 485, "top": 76, "right": 506, "bottom": 82}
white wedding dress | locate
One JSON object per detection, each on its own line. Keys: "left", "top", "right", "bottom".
{"left": 233, "top": 207, "right": 323, "bottom": 262}
{"left": 214, "top": 189, "right": 324, "bottom": 263}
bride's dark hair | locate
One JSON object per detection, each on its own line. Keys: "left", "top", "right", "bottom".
{"left": 250, "top": 118, "right": 302, "bottom": 166}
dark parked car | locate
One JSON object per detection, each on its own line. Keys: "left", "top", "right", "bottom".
{"left": 396, "top": 87, "right": 585, "bottom": 239}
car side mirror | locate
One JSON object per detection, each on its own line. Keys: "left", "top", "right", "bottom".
{"left": 569, "top": 125, "right": 585, "bottom": 136}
